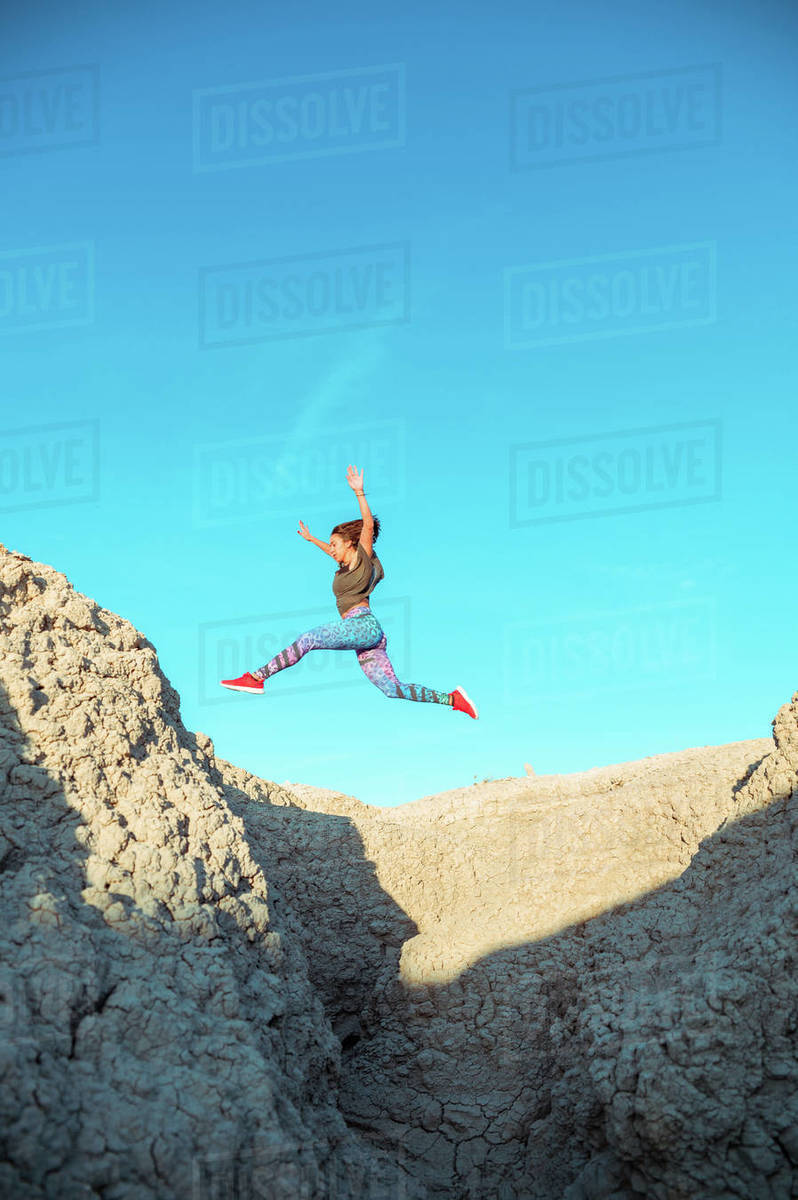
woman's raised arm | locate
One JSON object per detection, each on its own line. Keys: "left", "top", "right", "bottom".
{"left": 298, "top": 520, "right": 335, "bottom": 557}
{"left": 347, "top": 464, "right": 374, "bottom": 555}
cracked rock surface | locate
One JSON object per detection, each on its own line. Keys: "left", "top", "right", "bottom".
{"left": 222, "top": 738, "right": 797, "bottom": 1199}
{"left": 0, "top": 546, "right": 414, "bottom": 1200}
{"left": 1, "top": 542, "right": 796, "bottom": 1199}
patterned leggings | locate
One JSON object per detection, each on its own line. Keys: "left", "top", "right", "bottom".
{"left": 251, "top": 604, "right": 452, "bottom": 705}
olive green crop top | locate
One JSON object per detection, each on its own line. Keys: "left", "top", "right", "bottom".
{"left": 332, "top": 541, "right": 384, "bottom": 617}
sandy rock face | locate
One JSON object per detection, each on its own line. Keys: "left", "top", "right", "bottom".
{"left": 2, "top": 540, "right": 796, "bottom": 1200}
{"left": 0, "top": 546, "right": 408, "bottom": 1200}
{"left": 222, "top": 734, "right": 797, "bottom": 1199}
{"left": 538, "top": 704, "right": 798, "bottom": 1200}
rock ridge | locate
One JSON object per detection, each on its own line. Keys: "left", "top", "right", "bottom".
{"left": 1, "top": 542, "right": 795, "bottom": 1199}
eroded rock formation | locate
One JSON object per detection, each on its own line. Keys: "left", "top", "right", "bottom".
{"left": 1, "top": 542, "right": 796, "bottom": 1199}
{"left": 0, "top": 546, "right": 411, "bottom": 1200}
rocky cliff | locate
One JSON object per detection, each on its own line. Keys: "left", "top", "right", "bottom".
{"left": 1, "top": 543, "right": 796, "bottom": 1199}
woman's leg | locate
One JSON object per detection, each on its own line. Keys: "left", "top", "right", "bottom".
{"left": 356, "top": 634, "right": 452, "bottom": 705}
{"left": 251, "top": 608, "right": 383, "bottom": 681}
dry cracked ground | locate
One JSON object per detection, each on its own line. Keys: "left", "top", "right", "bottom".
{"left": 0, "top": 541, "right": 796, "bottom": 1199}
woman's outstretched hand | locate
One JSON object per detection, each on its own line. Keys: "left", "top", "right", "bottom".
{"left": 346, "top": 464, "right": 365, "bottom": 492}
{"left": 298, "top": 520, "right": 313, "bottom": 541}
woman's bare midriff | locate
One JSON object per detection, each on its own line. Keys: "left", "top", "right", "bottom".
{"left": 343, "top": 602, "right": 369, "bottom": 617}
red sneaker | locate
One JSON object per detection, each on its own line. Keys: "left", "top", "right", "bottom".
{"left": 450, "top": 686, "right": 478, "bottom": 719}
{"left": 220, "top": 672, "right": 264, "bottom": 694}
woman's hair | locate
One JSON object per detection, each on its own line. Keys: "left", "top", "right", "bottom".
{"left": 330, "top": 514, "right": 380, "bottom": 548}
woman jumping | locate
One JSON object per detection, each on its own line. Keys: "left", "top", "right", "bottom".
{"left": 220, "top": 465, "right": 478, "bottom": 718}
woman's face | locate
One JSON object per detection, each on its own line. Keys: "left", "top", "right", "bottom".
{"left": 329, "top": 534, "right": 354, "bottom": 565}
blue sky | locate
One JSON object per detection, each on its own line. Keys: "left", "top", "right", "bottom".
{"left": 2, "top": 0, "right": 796, "bottom": 806}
